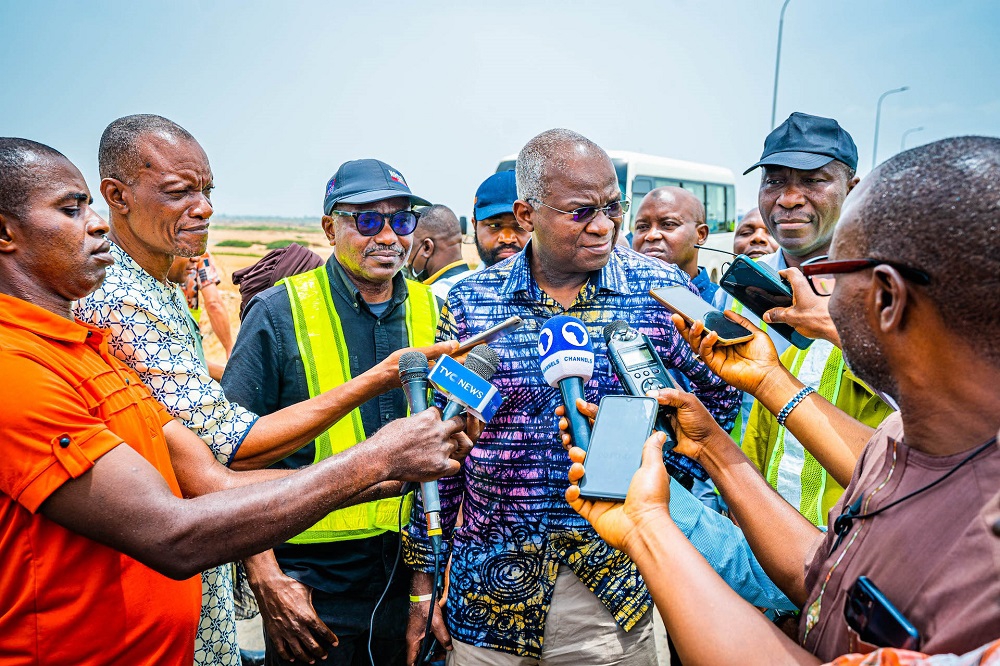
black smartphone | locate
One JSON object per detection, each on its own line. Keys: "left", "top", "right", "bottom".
{"left": 454, "top": 316, "right": 523, "bottom": 355}
{"left": 719, "top": 255, "right": 813, "bottom": 350}
{"left": 844, "top": 576, "right": 921, "bottom": 650}
{"left": 579, "top": 395, "right": 659, "bottom": 502}
{"left": 650, "top": 286, "right": 755, "bottom": 345}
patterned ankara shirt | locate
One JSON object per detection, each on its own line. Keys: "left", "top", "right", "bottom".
{"left": 74, "top": 241, "right": 256, "bottom": 666}
{"left": 404, "top": 243, "right": 740, "bottom": 658}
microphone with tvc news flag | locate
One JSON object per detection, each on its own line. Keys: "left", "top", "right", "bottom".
{"left": 397, "top": 351, "right": 444, "bottom": 552}
{"left": 429, "top": 345, "right": 504, "bottom": 422}
{"left": 538, "top": 315, "right": 595, "bottom": 453}
{"left": 604, "top": 321, "right": 709, "bottom": 483}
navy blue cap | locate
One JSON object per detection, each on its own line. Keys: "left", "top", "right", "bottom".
{"left": 323, "top": 159, "right": 430, "bottom": 215}
{"left": 474, "top": 170, "right": 518, "bottom": 221}
{"left": 744, "top": 112, "right": 858, "bottom": 175}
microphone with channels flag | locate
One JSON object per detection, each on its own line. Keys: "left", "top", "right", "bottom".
{"left": 429, "top": 345, "right": 503, "bottom": 422}
{"left": 397, "top": 351, "right": 444, "bottom": 551}
{"left": 538, "top": 315, "right": 595, "bottom": 452}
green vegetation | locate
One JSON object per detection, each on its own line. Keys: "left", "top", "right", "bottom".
{"left": 215, "top": 239, "right": 255, "bottom": 248}
{"left": 224, "top": 224, "right": 319, "bottom": 232}
{"left": 265, "top": 239, "right": 298, "bottom": 250}
{"left": 212, "top": 251, "right": 262, "bottom": 258}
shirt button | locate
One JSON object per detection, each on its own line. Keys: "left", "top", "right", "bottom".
{"left": 125, "top": 378, "right": 130, "bottom": 385}
{"left": 59, "top": 436, "right": 71, "bottom": 448}
{"left": 86, "top": 331, "right": 93, "bottom": 338}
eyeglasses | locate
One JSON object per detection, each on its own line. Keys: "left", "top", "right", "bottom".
{"left": 528, "top": 198, "right": 630, "bottom": 223}
{"left": 330, "top": 209, "right": 420, "bottom": 237}
{"left": 800, "top": 254, "right": 932, "bottom": 297}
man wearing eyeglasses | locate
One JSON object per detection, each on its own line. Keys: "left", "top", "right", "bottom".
{"left": 221, "top": 159, "right": 443, "bottom": 666}
{"left": 714, "top": 113, "right": 894, "bottom": 531}
{"left": 403, "top": 129, "right": 739, "bottom": 665}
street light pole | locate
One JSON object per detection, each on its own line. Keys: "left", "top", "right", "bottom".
{"left": 770, "top": 0, "right": 793, "bottom": 129}
{"left": 872, "top": 86, "right": 909, "bottom": 170}
{"left": 900, "top": 126, "right": 924, "bottom": 152}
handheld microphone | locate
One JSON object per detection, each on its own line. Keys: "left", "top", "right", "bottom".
{"left": 538, "top": 315, "right": 595, "bottom": 452}
{"left": 398, "top": 352, "right": 443, "bottom": 550}
{"left": 603, "top": 321, "right": 709, "bottom": 482}
{"left": 430, "top": 345, "right": 503, "bottom": 422}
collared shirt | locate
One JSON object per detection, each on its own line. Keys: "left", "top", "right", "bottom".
{"left": 74, "top": 242, "right": 258, "bottom": 465}
{"left": 403, "top": 243, "right": 740, "bottom": 658}
{"left": 222, "top": 255, "right": 414, "bottom": 597}
{"left": 425, "top": 259, "right": 475, "bottom": 301}
{"left": 691, "top": 266, "right": 719, "bottom": 304}
{"left": 74, "top": 241, "right": 252, "bottom": 666}
{"left": 0, "top": 293, "right": 201, "bottom": 666}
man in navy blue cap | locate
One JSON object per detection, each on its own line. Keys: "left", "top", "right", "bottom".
{"left": 223, "top": 159, "right": 446, "bottom": 666}
{"left": 471, "top": 170, "right": 530, "bottom": 268}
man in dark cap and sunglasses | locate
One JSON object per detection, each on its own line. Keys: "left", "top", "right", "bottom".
{"left": 222, "top": 159, "right": 443, "bottom": 666}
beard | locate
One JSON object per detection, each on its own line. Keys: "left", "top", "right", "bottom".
{"left": 475, "top": 235, "right": 520, "bottom": 268}
{"left": 833, "top": 309, "right": 898, "bottom": 401}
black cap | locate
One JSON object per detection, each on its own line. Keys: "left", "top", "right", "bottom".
{"left": 323, "top": 159, "right": 431, "bottom": 215}
{"left": 744, "top": 112, "right": 858, "bottom": 175}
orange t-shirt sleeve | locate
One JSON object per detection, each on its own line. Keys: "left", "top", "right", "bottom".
{"left": 0, "top": 351, "right": 125, "bottom": 513}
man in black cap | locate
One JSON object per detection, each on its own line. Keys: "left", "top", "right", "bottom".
{"left": 717, "top": 112, "right": 894, "bottom": 533}
{"left": 222, "top": 159, "right": 443, "bottom": 666}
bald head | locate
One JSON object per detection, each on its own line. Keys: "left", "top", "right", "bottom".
{"left": 515, "top": 128, "right": 610, "bottom": 203}
{"left": 99, "top": 114, "right": 197, "bottom": 183}
{"left": 637, "top": 187, "right": 704, "bottom": 223}
{"left": 844, "top": 135, "right": 1000, "bottom": 360}
{"left": 414, "top": 204, "right": 462, "bottom": 245}
{"left": 0, "top": 138, "right": 68, "bottom": 218}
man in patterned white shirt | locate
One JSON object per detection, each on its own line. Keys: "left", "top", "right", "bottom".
{"left": 74, "top": 114, "right": 454, "bottom": 666}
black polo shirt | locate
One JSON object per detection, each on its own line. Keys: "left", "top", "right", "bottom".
{"left": 222, "top": 255, "right": 413, "bottom": 598}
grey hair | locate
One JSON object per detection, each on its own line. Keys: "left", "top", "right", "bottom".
{"left": 99, "top": 114, "right": 195, "bottom": 182}
{"left": 515, "top": 128, "right": 607, "bottom": 202}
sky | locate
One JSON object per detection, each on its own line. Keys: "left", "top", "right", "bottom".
{"left": 2, "top": 0, "right": 998, "bottom": 218}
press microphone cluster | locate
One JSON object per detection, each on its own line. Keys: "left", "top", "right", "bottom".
{"left": 398, "top": 345, "right": 503, "bottom": 554}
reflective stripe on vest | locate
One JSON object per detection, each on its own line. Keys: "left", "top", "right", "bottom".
{"left": 282, "top": 266, "right": 438, "bottom": 544}
{"left": 727, "top": 300, "right": 766, "bottom": 441}
{"left": 765, "top": 341, "right": 844, "bottom": 527}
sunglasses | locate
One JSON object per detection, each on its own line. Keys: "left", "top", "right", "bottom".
{"left": 800, "top": 254, "right": 932, "bottom": 297}
{"left": 330, "top": 209, "right": 420, "bottom": 237}
{"left": 529, "top": 198, "right": 630, "bottom": 223}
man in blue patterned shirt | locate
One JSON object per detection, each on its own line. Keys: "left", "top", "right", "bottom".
{"left": 403, "top": 129, "right": 739, "bottom": 665}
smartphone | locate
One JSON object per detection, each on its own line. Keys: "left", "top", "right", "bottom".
{"left": 844, "top": 576, "right": 921, "bottom": 650}
{"left": 454, "top": 316, "right": 523, "bottom": 355}
{"left": 719, "top": 255, "right": 813, "bottom": 350}
{"left": 579, "top": 396, "right": 659, "bottom": 502}
{"left": 650, "top": 286, "right": 755, "bottom": 345}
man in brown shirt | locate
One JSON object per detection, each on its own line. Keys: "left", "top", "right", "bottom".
{"left": 563, "top": 136, "right": 1000, "bottom": 663}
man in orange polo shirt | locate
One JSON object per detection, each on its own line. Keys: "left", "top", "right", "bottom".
{"left": 0, "top": 138, "right": 471, "bottom": 666}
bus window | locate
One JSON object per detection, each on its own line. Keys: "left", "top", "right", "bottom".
{"left": 681, "top": 182, "right": 705, "bottom": 206}
{"left": 705, "top": 183, "right": 728, "bottom": 234}
{"left": 629, "top": 176, "right": 683, "bottom": 226}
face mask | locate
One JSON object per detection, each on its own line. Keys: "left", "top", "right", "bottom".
{"left": 405, "top": 240, "right": 434, "bottom": 281}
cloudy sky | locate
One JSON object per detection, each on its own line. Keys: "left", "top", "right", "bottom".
{"left": 3, "top": 0, "right": 998, "bottom": 217}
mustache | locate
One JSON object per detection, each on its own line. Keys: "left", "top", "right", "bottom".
{"left": 364, "top": 244, "right": 404, "bottom": 256}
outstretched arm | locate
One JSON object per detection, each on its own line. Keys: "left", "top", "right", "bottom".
{"left": 565, "top": 434, "right": 821, "bottom": 666}
{"left": 41, "top": 409, "right": 469, "bottom": 581}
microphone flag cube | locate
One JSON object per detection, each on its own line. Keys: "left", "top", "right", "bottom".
{"left": 537, "top": 315, "right": 595, "bottom": 387}
{"left": 428, "top": 355, "right": 503, "bottom": 422}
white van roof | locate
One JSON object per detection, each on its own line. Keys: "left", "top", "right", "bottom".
{"left": 498, "top": 150, "right": 735, "bottom": 185}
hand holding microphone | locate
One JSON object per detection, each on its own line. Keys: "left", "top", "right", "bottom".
{"left": 538, "top": 315, "right": 595, "bottom": 453}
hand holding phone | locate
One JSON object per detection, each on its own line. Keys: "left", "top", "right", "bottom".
{"left": 650, "top": 286, "right": 754, "bottom": 346}
{"left": 578, "top": 396, "right": 658, "bottom": 502}
{"left": 719, "top": 256, "right": 813, "bottom": 349}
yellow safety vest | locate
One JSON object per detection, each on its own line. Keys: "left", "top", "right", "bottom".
{"left": 282, "top": 266, "right": 439, "bottom": 544}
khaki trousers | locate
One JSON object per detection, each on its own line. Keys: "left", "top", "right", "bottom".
{"left": 447, "top": 565, "right": 656, "bottom": 666}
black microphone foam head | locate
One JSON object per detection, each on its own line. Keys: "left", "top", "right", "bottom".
{"left": 465, "top": 345, "right": 500, "bottom": 381}
{"left": 603, "top": 320, "right": 629, "bottom": 344}
{"left": 399, "top": 350, "right": 429, "bottom": 381}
